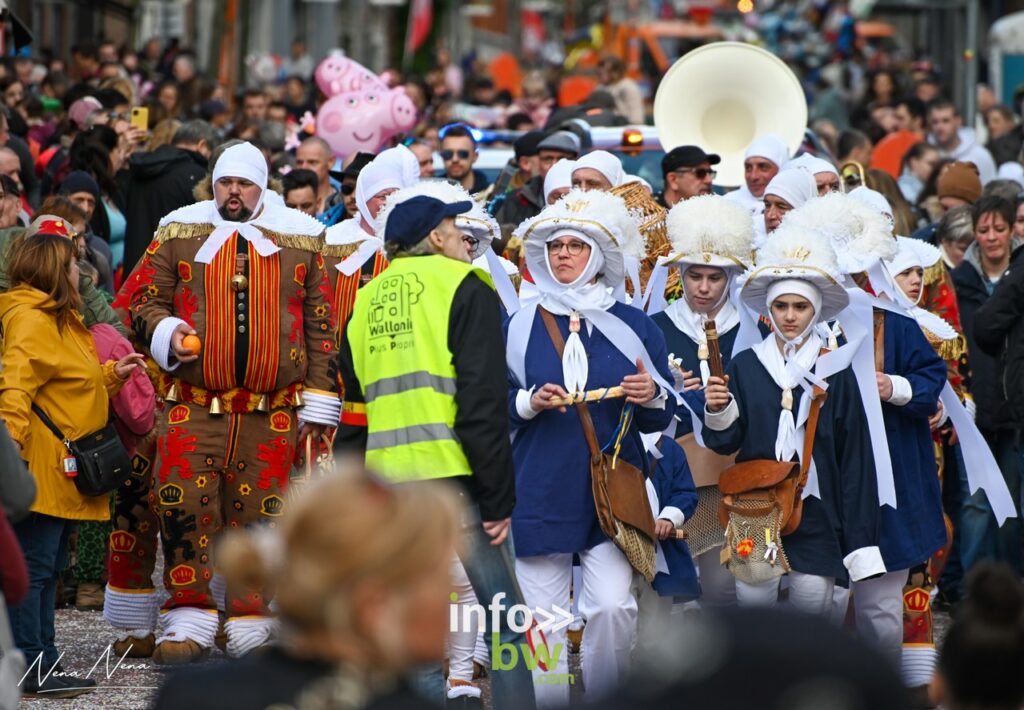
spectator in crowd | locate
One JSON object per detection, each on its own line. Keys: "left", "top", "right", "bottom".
{"left": 659, "top": 146, "right": 720, "bottom": 208}
{"left": 240, "top": 89, "right": 268, "bottom": 123}
{"left": 57, "top": 171, "right": 115, "bottom": 292}
{"left": 871, "top": 96, "right": 926, "bottom": 178}
{"left": 0, "top": 216, "right": 143, "bottom": 699}
{"left": 985, "top": 104, "right": 1017, "bottom": 152}
{"left": 597, "top": 55, "right": 644, "bottom": 125}
{"left": 928, "top": 99, "right": 997, "bottom": 184}
{"left": 898, "top": 142, "right": 940, "bottom": 206}
{"left": 440, "top": 124, "right": 489, "bottom": 194}
{"left": 295, "top": 136, "right": 338, "bottom": 216}
{"left": 937, "top": 204, "right": 975, "bottom": 269}
{"left": 319, "top": 152, "right": 373, "bottom": 227}
{"left": 66, "top": 125, "right": 127, "bottom": 269}
{"left": 280, "top": 39, "right": 315, "bottom": 81}
{"left": 282, "top": 168, "right": 319, "bottom": 217}
{"left": 407, "top": 139, "right": 435, "bottom": 178}
{"left": 952, "top": 196, "right": 1023, "bottom": 577}
{"left": 837, "top": 128, "right": 874, "bottom": 168}
{"left": 122, "top": 119, "right": 216, "bottom": 272}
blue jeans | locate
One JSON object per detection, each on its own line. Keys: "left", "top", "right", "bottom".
{"left": 410, "top": 496, "right": 537, "bottom": 709}
{"left": 959, "top": 429, "right": 1023, "bottom": 576}
{"left": 8, "top": 513, "right": 73, "bottom": 669}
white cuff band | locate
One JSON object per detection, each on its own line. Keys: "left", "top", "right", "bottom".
{"left": 704, "top": 396, "right": 738, "bottom": 431}
{"left": 516, "top": 387, "right": 538, "bottom": 420}
{"left": 157, "top": 606, "right": 219, "bottom": 648}
{"left": 103, "top": 587, "right": 159, "bottom": 631}
{"left": 298, "top": 391, "right": 342, "bottom": 426}
{"left": 225, "top": 616, "right": 278, "bottom": 658}
{"left": 886, "top": 374, "right": 913, "bottom": 406}
{"left": 640, "top": 387, "right": 667, "bottom": 410}
{"left": 151, "top": 317, "right": 189, "bottom": 372}
{"left": 658, "top": 505, "right": 685, "bottom": 527}
{"left": 844, "top": 546, "right": 887, "bottom": 582}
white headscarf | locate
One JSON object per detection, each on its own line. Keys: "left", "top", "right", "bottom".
{"left": 543, "top": 159, "right": 575, "bottom": 203}
{"left": 745, "top": 134, "right": 790, "bottom": 169}
{"left": 764, "top": 168, "right": 818, "bottom": 211}
{"left": 572, "top": 150, "right": 625, "bottom": 188}
{"left": 196, "top": 142, "right": 278, "bottom": 264}
{"left": 535, "top": 232, "right": 614, "bottom": 392}
{"left": 212, "top": 142, "right": 269, "bottom": 215}
{"left": 355, "top": 145, "right": 420, "bottom": 227}
{"left": 755, "top": 278, "right": 825, "bottom": 465}
{"left": 786, "top": 153, "right": 840, "bottom": 178}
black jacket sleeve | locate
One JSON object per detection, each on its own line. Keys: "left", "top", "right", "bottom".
{"left": 449, "top": 274, "right": 516, "bottom": 521}
{"left": 974, "top": 261, "right": 1024, "bottom": 357}
{"left": 332, "top": 314, "right": 368, "bottom": 455}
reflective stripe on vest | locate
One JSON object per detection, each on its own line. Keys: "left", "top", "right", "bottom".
{"left": 367, "top": 422, "right": 459, "bottom": 450}
{"left": 347, "top": 255, "right": 495, "bottom": 482}
{"left": 364, "top": 370, "right": 457, "bottom": 403}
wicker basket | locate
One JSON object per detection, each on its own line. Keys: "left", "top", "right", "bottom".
{"left": 610, "top": 181, "right": 680, "bottom": 301}
{"left": 613, "top": 518, "right": 658, "bottom": 583}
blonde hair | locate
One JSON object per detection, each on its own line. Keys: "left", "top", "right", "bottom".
{"left": 147, "top": 118, "right": 181, "bottom": 151}
{"left": 217, "top": 462, "right": 459, "bottom": 648}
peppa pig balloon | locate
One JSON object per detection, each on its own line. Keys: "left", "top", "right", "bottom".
{"left": 314, "top": 54, "right": 417, "bottom": 157}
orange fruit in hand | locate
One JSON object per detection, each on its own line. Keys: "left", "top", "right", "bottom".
{"left": 182, "top": 334, "right": 202, "bottom": 354}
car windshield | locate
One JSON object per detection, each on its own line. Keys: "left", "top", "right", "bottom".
{"left": 610, "top": 150, "right": 666, "bottom": 194}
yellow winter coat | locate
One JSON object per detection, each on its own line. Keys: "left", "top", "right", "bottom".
{"left": 0, "top": 285, "right": 124, "bottom": 521}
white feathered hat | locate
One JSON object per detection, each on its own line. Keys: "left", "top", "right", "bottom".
{"left": 664, "top": 194, "right": 755, "bottom": 270}
{"left": 740, "top": 222, "right": 849, "bottom": 321}
{"left": 374, "top": 179, "right": 499, "bottom": 260}
{"left": 514, "top": 188, "right": 644, "bottom": 288}
{"left": 784, "top": 191, "right": 897, "bottom": 275}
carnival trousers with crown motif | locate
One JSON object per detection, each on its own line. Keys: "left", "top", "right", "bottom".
{"left": 153, "top": 402, "right": 296, "bottom": 616}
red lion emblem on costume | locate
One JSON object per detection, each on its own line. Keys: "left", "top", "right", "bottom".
{"left": 255, "top": 435, "right": 293, "bottom": 491}
{"left": 157, "top": 427, "right": 199, "bottom": 483}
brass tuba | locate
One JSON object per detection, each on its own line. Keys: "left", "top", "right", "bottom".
{"left": 653, "top": 42, "right": 808, "bottom": 188}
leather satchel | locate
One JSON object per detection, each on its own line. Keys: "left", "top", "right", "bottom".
{"left": 539, "top": 308, "right": 658, "bottom": 581}
{"left": 717, "top": 385, "right": 827, "bottom": 536}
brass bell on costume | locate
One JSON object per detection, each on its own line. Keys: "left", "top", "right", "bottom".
{"left": 165, "top": 383, "right": 180, "bottom": 403}
{"left": 292, "top": 391, "right": 304, "bottom": 408}
{"left": 231, "top": 274, "right": 249, "bottom": 292}
{"left": 209, "top": 395, "right": 225, "bottom": 416}
{"left": 256, "top": 394, "right": 270, "bottom": 413}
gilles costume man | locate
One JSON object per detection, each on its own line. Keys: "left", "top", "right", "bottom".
{"left": 129, "top": 142, "right": 339, "bottom": 664}
{"left": 322, "top": 146, "right": 419, "bottom": 343}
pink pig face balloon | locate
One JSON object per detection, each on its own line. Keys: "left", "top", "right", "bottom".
{"left": 315, "top": 54, "right": 386, "bottom": 96}
{"left": 314, "top": 55, "right": 418, "bottom": 157}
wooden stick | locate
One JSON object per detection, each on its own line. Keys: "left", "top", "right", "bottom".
{"left": 669, "top": 529, "right": 688, "bottom": 540}
{"left": 705, "top": 319, "right": 726, "bottom": 380}
{"left": 549, "top": 386, "right": 626, "bottom": 407}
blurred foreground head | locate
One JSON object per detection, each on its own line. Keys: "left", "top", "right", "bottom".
{"left": 595, "top": 607, "right": 904, "bottom": 710}
{"left": 218, "top": 460, "right": 460, "bottom": 672}
{"left": 936, "top": 562, "right": 1024, "bottom": 710}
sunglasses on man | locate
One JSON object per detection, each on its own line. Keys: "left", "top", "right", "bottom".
{"left": 673, "top": 167, "right": 717, "bottom": 180}
{"left": 441, "top": 149, "right": 472, "bottom": 161}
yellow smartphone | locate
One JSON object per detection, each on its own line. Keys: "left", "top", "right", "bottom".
{"left": 130, "top": 106, "right": 149, "bottom": 132}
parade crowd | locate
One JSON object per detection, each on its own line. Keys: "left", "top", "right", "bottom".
{"left": 0, "top": 29, "right": 1024, "bottom": 710}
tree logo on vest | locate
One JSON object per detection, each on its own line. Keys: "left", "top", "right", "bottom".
{"left": 367, "top": 273, "right": 424, "bottom": 352}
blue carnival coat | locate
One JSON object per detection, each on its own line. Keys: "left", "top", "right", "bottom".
{"left": 877, "top": 310, "right": 948, "bottom": 570}
{"left": 701, "top": 348, "right": 881, "bottom": 582}
{"left": 650, "top": 437, "right": 699, "bottom": 598}
{"left": 506, "top": 303, "right": 676, "bottom": 558}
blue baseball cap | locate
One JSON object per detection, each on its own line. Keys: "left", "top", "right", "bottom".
{"left": 384, "top": 196, "right": 474, "bottom": 247}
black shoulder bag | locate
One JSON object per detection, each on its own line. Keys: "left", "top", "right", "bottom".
{"left": 31, "top": 404, "right": 131, "bottom": 497}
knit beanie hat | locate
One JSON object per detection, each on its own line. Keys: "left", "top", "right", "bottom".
{"left": 937, "top": 161, "right": 982, "bottom": 204}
